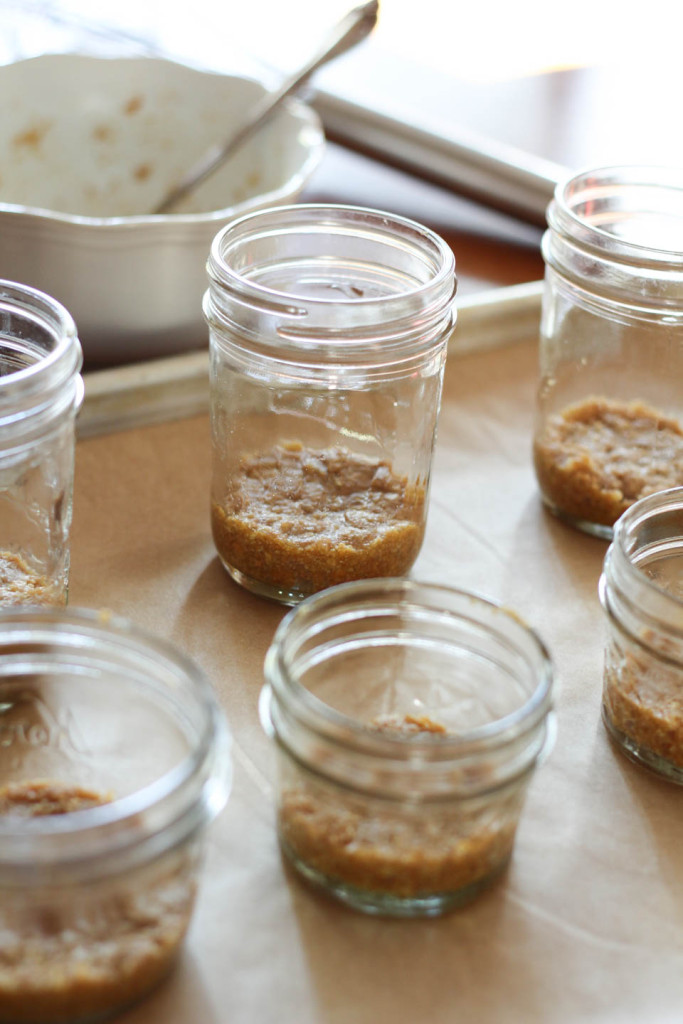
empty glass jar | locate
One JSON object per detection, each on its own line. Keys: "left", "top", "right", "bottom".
{"left": 260, "top": 579, "right": 555, "bottom": 917}
{"left": 600, "top": 486, "right": 683, "bottom": 783}
{"left": 205, "top": 204, "right": 456, "bottom": 605}
{"left": 533, "top": 166, "right": 683, "bottom": 538}
{"left": 0, "top": 280, "right": 83, "bottom": 606}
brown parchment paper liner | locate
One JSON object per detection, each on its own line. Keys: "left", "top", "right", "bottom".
{"left": 69, "top": 336, "right": 683, "bottom": 1024}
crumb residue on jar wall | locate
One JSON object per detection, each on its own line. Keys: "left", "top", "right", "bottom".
{"left": 278, "top": 715, "right": 518, "bottom": 902}
{"left": 533, "top": 396, "right": 683, "bottom": 526}
{"left": 0, "top": 779, "right": 196, "bottom": 1024}
{"left": 211, "top": 442, "right": 426, "bottom": 596}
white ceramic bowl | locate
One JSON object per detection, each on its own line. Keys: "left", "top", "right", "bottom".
{"left": 0, "top": 54, "right": 325, "bottom": 364}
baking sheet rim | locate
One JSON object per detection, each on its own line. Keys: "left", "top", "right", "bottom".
{"left": 79, "top": 279, "right": 543, "bottom": 439}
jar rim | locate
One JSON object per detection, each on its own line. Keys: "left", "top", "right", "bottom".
{"left": 547, "top": 164, "right": 683, "bottom": 267}
{"left": 264, "top": 578, "right": 554, "bottom": 763}
{"left": 205, "top": 203, "right": 457, "bottom": 356}
{"left": 0, "top": 279, "right": 82, "bottom": 398}
{"left": 605, "top": 487, "right": 683, "bottom": 630}
{"left": 0, "top": 607, "right": 231, "bottom": 872}
{"left": 209, "top": 203, "right": 456, "bottom": 306}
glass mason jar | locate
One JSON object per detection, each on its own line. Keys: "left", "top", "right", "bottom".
{"left": 0, "top": 607, "right": 232, "bottom": 1024}
{"left": 204, "top": 204, "right": 456, "bottom": 605}
{"left": 599, "top": 486, "right": 683, "bottom": 783}
{"left": 260, "top": 579, "right": 555, "bottom": 917}
{"left": 533, "top": 165, "right": 683, "bottom": 539}
{"left": 0, "top": 280, "right": 83, "bottom": 606}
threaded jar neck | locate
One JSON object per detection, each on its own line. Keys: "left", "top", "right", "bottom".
{"left": 600, "top": 487, "right": 683, "bottom": 661}
{"left": 204, "top": 204, "right": 457, "bottom": 368}
{"left": 542, "top": 166, "right": 683, "bottom": 318}
{"left": 262, "top": 579, "right": 554, "bottom": 800}
{"left": 0, "top": 279, "right": 83, "bottom": 438}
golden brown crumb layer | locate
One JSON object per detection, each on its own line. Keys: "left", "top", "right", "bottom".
{"left": 370, "top": 713, "right": 447, "bottom": 735}
{"left": 279, "top": 715, "right": 515, "bottom": 900}
{"left": 0, "top": 779, "right": 112, "bottom": 817}
{"left": 603, "top": 644, "right": 683, "bottom": 769}
{"left": 0, "top": 780, "right": 194, "bottom": 1023}
{"left": 212, "top": 442, "right": 426, "bottom": 595}
{"left": 533, "top": 397, "right": 683, "bottom": 526}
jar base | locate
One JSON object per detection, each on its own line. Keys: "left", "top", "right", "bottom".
{"left": 280, "top": 837, "right": 510, "bottom": 918}
{"left": 217, "top": 557, "right": 307, "bottom": 606}
{"left": 0, "top": 945, "right": 182, "bottom": 1024}
{"left": 540, "top": 498, "right": 614, "bottom": 541}
{"left": 602, "top": 707, "right": 683, "bottom": 785}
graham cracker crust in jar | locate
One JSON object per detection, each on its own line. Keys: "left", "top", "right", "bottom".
{"left": 0, "top": 779, "right": 112, "bottom": 816}
{"left": 0, "top": 552, "right": 58, "bottom": 607}
{"left": 533, "top": 397, "right": 683, "bottom": 526}
{"left": 211, "top": 442, "right": 426, "bottom": 595}
{"left": 278, "top": 716, "right": 516, "bottom": 902}
{"left": 0, "top": 779, "right": 195, "bottom": 1024}
{"left": 603, "top": 643, "right": 683, "bottom": 771}
{"left": 370, "top": 713, "right": 447, "bottom": 736}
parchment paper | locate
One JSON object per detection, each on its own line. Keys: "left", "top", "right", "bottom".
{"left": 69, "top": 335, "right": 683, "bottom": 1024}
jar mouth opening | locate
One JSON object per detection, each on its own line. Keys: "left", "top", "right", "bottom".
{"left": 0, "top": 279, "right": 82, "bottom": 395}
{"left": 266, "top": 579, "right": 554, "bottom": 761}
{"left": 608, "top": 486, "right": 683, "bottom": 621}
{"left": 205, "top": 203, "right": 457, "bottom": 349}
{"left": 0, "top": 607, "right": 231, "bottom": 866}
{"left": 548, "top": 164, "right": 683, "bottom": 267}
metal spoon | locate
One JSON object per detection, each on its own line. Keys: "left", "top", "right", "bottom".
{"left": 153, "top": 0, "right": 379, "bottom": 215}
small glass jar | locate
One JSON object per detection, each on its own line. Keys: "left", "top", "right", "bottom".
{"left": 204, "top": 204, "right": 456, "bottom": 605}
{"left": 599, "top": 486, "right": 683, "bottom": 783}
{"left": 533, "top": 165, "right": 683, "bottom": 539}
{"left": 260, "top": 579, "right": 555, "bottom": 917}
{"left": 0, "top": 280, "right": 83, "bottom": 606}
{"left": 0, "top": 607, "right": 231, "bottom": 1024}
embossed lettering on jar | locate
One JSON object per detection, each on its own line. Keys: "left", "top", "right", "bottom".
{"left": 204, "top": 204, "right": 457, "bottom": 604}
{"left": 0, "top": 608, "right": 231, "bottom": 1024}
{"left": 533, "top": 166, "right": 683, "bottom": 538}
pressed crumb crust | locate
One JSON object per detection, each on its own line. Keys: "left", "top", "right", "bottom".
{"left": 533, "top": 396, "right": 683, "bottom": 526}
{"left": 0, "top": 779, "right": 112, "bottom": 816}
{"left": 212, "top": 442, "right": 426, "bottom": 596}
{"left": 278, "top": 716, "right": 516, "bottom": 901}
{"left": 603, "top": 645, "right": 683, "bottom": 770}
{"left": 0, "top": 780, "right": 194, "bottom": 1024}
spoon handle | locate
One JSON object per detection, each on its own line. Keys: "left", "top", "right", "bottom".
{"left": 153, "top": 0, "right": 379, "bottom": 215}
